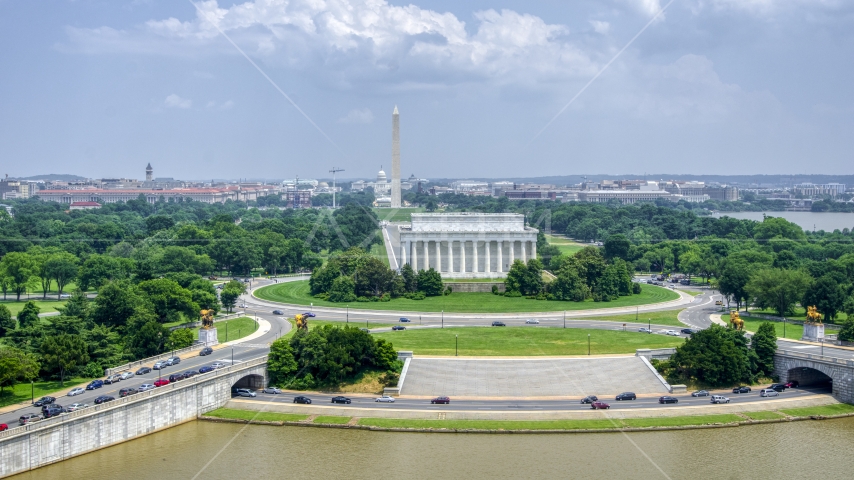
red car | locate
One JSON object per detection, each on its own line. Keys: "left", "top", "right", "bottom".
{"left": 153, "top": 379, "right": 170, "bottom": 387}
{"left": 785, "top": 381, "right": 799, "bottom": 388}
{"left": 0, "top": 424, "right": 8, "bottom": 432}
{"left": 591, "top": 401, "right": 610, "bottom": 410}
{"left": 431, "top": 396, "right": 451, "bottom": 404}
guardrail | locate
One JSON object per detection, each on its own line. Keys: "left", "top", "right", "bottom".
{"left": 0, "top": 355, "right": 268, "bottom": 442}
{"left": 776, "top": 349, "right": 854, "bottom": 367}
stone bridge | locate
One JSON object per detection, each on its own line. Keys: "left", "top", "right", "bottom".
{"left": 774, "top": 350, "right": 854, "bottom": 404}
{"left": 0, "top": 356, "right": 268, "bottom": 478}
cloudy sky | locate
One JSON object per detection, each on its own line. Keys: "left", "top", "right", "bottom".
{"left": 1, "top": 0, "right": 852, "bottom": 181}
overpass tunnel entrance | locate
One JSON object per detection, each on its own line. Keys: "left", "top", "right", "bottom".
{"left": 233, "top": 374, "right": 265, "bottom": 390}
{"left": 787, "top": 367, "right": 832, "bottom": 391}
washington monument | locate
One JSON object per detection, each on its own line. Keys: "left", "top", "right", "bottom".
{"left": 391, "top": 106, "right": 401, "bottom": 208}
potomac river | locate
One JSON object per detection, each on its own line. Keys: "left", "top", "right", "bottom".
{"left": 712, "top": 211, "right": 854, "bottom": 232}
{"left": 11, "top": 418, "right": 854, "bottom": 479}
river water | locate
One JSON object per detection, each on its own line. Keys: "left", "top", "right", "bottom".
{"left": 712, "top": 211, "right": 854, "bottom": 232}
{"left": 13, "top": 419, "right": 854, "bottom": 479}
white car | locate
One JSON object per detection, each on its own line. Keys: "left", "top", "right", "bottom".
{"left": 119, "top": 372, "right": 134, "bottom": 380}
{"left": 638, "top": 328, "right": 651, "bottom": 333}
{"left": 211, "top": 362, "right": 225, "bottom": 369}
{"left": 760, "top": 389, "right": 779, "bottom": 397}
{"left": 710, "top": 395, "right": 730, "bottom": 404}
{"left": 138, "top": 384, "right": 155, "bottom": 392}
{"left": 67, "top": 387, "right": 85, "bottom": 397}
{"left": 664, "top": 330, "right": 680, "bottom": 336}
{"left": 525, "top": 319, "right": 540, "bottom": 324}
{"left": 375, "top": 395, "right": 395, "bottom": 403}
{"left": 67, "top": 403, "right": 88, "bottom": 412}
{"left": 59, "top": 293, "right": 72, "bottom": 299}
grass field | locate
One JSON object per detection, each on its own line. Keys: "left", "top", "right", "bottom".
{"left": 0, "top": 299, "right": 67, "bottom": 317}
{"left": 373, "top": 326, "right": 684, "bottom": 356}
{"left": 310, "top": 319, "right": 397, "bottom": 330}
{"left": 314, "top": 415, "right": 351, "bottom": 424}
{"left": 204, "top": 408, "right": 308, "bottom": 422}
{"left": 0, "top": 377, "right": 92, "bottom": 408}
{"left": 189, "top": 317, "right": 258, "bottom": 343}
{"left": 742, "top": 411, "right": 785, "bottom": 420}
{"left": 370, "top": 243, "right": 390, "bottom": 266}
{"left": 372, "top": 207, "right": 424, "bottom": 223}
{"left": 577, "top": 310, "right": 685, "bottom": 327}
{"left": 780, "top": 404, "right": 854, "bottom": 417}
{"left": 722, "top": 314, "right": 804, "bottom": 340}
{"left": 255, "top": 280, "right": 680, "bottom": 314}
{"left": 544, "top": 234, "right": 587, "bottom": 256}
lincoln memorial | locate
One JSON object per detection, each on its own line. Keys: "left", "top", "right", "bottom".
{"left": 398, "top": 213, "right": 538, "bottom": 278}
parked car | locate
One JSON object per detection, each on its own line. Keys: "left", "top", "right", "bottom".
{"left": 168, "top": 373, "right": 186, "bottom": 383}
{"left": 0, "top": 424, "right": 7, "bottom": 432}
{"left": 392, "top": 325, "right": 406, "bottom": 331}
{"left": 66, "top": 403, "right": 88, "bottom": 412}
{"left": 200, "top": 347, "right": 213, "bottom": 356}
{"left": 152, "top": 361, "right": 167, "bottom": 370}
{"left": 165, "top": 357, "right": 181, "bottom": 366}
{"left": 399, "top": 317, "right": 411, "bottom": 323}
{"left": 331, "top": 396, "right": 351, "bottom": 404}
{"left": 431, "top": 396, "right": 451, "bottom": 404}
{"left": 525, "top": 319, "right": 540, "bottom": 324}
{"left": 680, "top": 328, "right": 696, "bottom": 335}
{"left": 375, "top": 395, "right": 396, "bottom": 403}
{"left": 272, "top": 310, "right": 284, "bottom": 315}
{"left": 41, "top": 404, "right": 66, "bottom": 418}
{"left": 615, "top": 392, "right": 637, "bottom": 401}
{"left": 769, "top": 384, "right": 787, "bottom": 392}
{"left": 67, "top": 388, "right": 85, "bottom": 397}
{"left": 138, "top": 384, "right": 155, "bottom": 392}
{"left": 199, "top": 365, "right": 215, "bottom": 374}
{"left": 664, "top": 330, "right": 680, "bottom": 336}
{"left": 153, "top": 379, "right": 170, "bottom": 387}
{"left": 659, "top": 396, "right": 679, "bottom": 404}
{"left": 184, "top": 371, "right": 199, "bottom": 379}
{"left": 19, "top": 413, "right": 42, "bottom": 425}
{"left": 293, "top": 396, "right": 312, "bottom": 404}
{"left": 732, "top": 386, "right": 752, "bottom": 394}
{"left": 491, "top": 321, "right": 506, "bottom": 327}
{"left": 591, "top": 401, "right": 610, "bottom": 410}
{"left": 86, "top": 380, "right": 104, "bottom": 390}
{"left": 760, "top": 389, "right": 780, "bottom": 397}
{"left": 638, "top": 327, "right": 651, "bottom": 333}
{"left": 93, "top": 395, "right": 115, "bottom": 405}
{"left": 119, "top": 387, "right": 138, "bottom": 397}
{"left": 135, "top": 367, "right": 152, "bottom": 375}
{"left": 785, "top": 381, "right": 800, "bottom": 388}
{"left": 359, "top": 328, "right": 370, "bottom": 332}
{"left": 233, "top": 388, "right": 256, "bottom": 398}
{"left": 211, "top": 362, "right": 225, "bottom": 369}
{"left": 580, "top": 395, "right": 599, "bottom": 404}
{"left": 33, "top": 396, "right": 55, "bottom": 407}
{"left": 710, "top": 395, "right": 730, "bottom": 404}
{"left": 104, "top": 374, "right": 122, "bottom": 385}
{"left": 263, "top": 387, "right": 282, "bottom": 394}
{"left": 691, "top": 390, "right": 710, "bottom": 397}
{"left": 119, "top": 372, "right": 135, "bottom": 380}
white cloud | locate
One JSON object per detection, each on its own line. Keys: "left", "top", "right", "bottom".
{"left": 164, "top": 94, "right": 192, "bottom": 109}
{"left": 206, "top": 100, "right": 235, "bottom": 110}
{"left": 624, "top": 0, "right": 663, "bottom": 17}
{"left": 338, "top": 108, "right": 374, "bottom": 124}
{"left": 589, "top": 20, "right": 611, "bottom": 34}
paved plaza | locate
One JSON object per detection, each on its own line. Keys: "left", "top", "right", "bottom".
{"left": 402, "top": 357, "right": 669, "bottom": 397}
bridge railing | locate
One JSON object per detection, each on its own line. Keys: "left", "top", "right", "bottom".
{"left": 777, "top": 350, "right": 854, "bottom": 367}
{"left": 0, "top": 355, "right": 268, "bottom": 442}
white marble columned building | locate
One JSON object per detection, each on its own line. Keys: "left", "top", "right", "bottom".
{"left": 398, "top": 213, "right": 538, "bottom": 279}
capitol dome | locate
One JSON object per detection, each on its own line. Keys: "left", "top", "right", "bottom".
{"left": 376, "top": 168, "right": 387, "bottom": 183}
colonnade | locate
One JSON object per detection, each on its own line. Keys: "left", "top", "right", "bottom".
{"left": 400, "top": 238, "right": 537, "bottom": 275}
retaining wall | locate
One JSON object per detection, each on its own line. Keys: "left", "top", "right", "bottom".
{"left": 443, "top": 282, "right": 505, "bottom": 293}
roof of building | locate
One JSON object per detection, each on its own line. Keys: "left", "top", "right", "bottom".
{"left": 69, "top": 201, "right": 102, "bottom": 206}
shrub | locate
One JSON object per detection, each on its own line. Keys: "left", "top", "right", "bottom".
{"left": 443, "top": 286, "right": 452, "bottom": 296}
{"left": 380, "top": 371, "right": 400, "bottom": 386}
{"left": 405, "top": 292, "right": 426, "bottom": 300}
{"left": 491, "top": 285, "right": 499, "bottom": 295}
{"left": 632, "top": 282, "right": 642, "bottom": 294}
{"left": 81, "top": 362, "right": 104, "bottom": 378}
{"left": 503, "top": 291, "right": 522, "bottom": 298}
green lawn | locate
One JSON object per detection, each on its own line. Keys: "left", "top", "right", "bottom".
{"left": 313, "top": 415, "right": 351, "bottom": 424}
{"left": 255, "top": 280, "right": 680, "bottom": 314}
{"left": 621, "top": 414, "right": 743, "bottom": 428}
{"left": 0, "top": 299, "right": 67, "bottom": 317}
{"left": 373, "top": 326, "right": 684, "bottom": 356}
{"left": 370, "top": 243, "right": 390, "bottom": 267}
{"left": 545, "top": 234, "right": 587, "bottom": 256}
{"left": 203, "top": 408, "right": 308, "bottom": 422}
{"left": 780, "top": 404, "right": 854, "bottom": 417}
{"left": 309, "top": 319, "right": 397, "bottom": 330}
{"left": 577, "top": 310, "right": 686, "bottom": 327}
{"left": 742, "top": 411, "right": 785, "bottom": 420}
{"left": 189, "top": 317, "right": 258, "bottom": 343}
{"left": 723, "top": 314, "right": 804, "bottom": 340}
{"left": 357, "top": 417, "right": 622, "bottom": 430}
{"left": 372, "top": 207, "right": 424, "bottom": 223}
{"left": 0, "top": 377, "right": 92, "bottom": 408}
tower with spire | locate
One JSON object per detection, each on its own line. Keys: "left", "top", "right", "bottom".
{"left": 145, "top": 163, "right": 153, "bottom": 182}
{"left": 391, "top": 106, "right": 401, "bottom": 208}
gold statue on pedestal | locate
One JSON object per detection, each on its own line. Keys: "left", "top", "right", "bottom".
{"left": 200, "top": 309, "right": 215, "bottom": 329}
{"left": 729, "top": 310, "right": 744, "bottom": 331}
{"left": 806, "top": 305, "right": 822, "bottom": 324}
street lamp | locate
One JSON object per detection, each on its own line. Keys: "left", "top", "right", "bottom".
{"left": 648, "top": 318, "right": 651, "bottom": 333}
{"left": 783, "top": 316, "right": 786, "bottom": 339}
{"left": 31, "top": 380, "right": 34, "bottom": 405}
{"left": 588, "top": 334, "right": 591, "bottom": 356}
{"left": 455, "top": 335, "right": 458, "bottom": 356}
{"left": 346, "top": 305, "right": 349, "bottom": 324}
{"left": 442, "top": 310, "right": 444, "bottom": 329}
{"left": 563, "top": 311, "right": 566, "bottom": 329}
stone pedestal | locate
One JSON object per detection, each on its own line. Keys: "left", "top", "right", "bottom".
{"left": 199, "top": 328, "right": 219, "bottom": 346}
{"left": 801, "top": 323, "right": 825, "bottom": 343}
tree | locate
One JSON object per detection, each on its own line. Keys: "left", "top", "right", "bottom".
{"left": 718, "top": 259, "right": 752, "bottom": 310}
{"left": 267, "top": 337, "right": 298, "bottom": 385}
{"left": 45, "top": 252, "right": 79, "bottom": 299}
{"left": 137, "top": 278, "right": 200, "bottom": 323}
{"left": 309, "top": 263, "right": 339, "bottom": 295}
{"left": 0, "top": 305, "right": 15, "bottom": 336}
{"left": 77, "top": 254, "right": 134, "bottom": 291}
{"left": 0, "top": 347, "right": 40, "bottom": 393}
{"left": 17, "top": 301, "right": 40, "bottom": 329}
{"left": 802, "top": 275, "right": 847, "bottom": 322}
{"left": 523, "top": 259, "right": 544, "bottom": 295}
{"left": 416, "top": 268, "right": 444, "bottom": 296}
{"left": 29, "top": 247, "right": 58, "bottom": 299}
{"left": 354, "top": 257, "right": 395, "bottom": 297}
{"left": 219, "top": 282, "right": 246, "bottom": 313}
{"left": 0, "top": 251, "right": 36, "bottom": 300}
{"left": 400, "top": 262, "right": 417, "bottom": 293}
{"left": 125, "top": 311, "right": 168, "bottom": 358}
{"left": 669, "top": 324, "right": 753, "bottom": 387}
{"left": 168, "top": 328, "right": 196, "bottom": 349}
{"left": 504, "top": 260, "right": 527, "bottom": 294}
{"left": 745, "top": 268, "right": 812, "bottom": 317}
{"left": 40, "top": 334, "right": 89, "bottom": 385}
{"left": 603, "top": 234, "right": 631, "bottom": 260}
{"left": 92, "top": 280, "right": 142, "bottom": 329}
{"left": 551, "top": 264, "right": 590, "bottom": 301}
{"left": 328, "top": 276, "right": 356, "bottom": 302}
{"left": 838, "top": 317, "right": 854, "bottom": 343}
{"left": 751, "top": 322, "right": 777, "bottom": 377}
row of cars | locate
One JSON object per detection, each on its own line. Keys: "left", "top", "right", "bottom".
{"left": 637, "top": 327, "right": 696, "bottom": 336}
{"left": 580, "top": 382, "right": 800, "bottom": 409}
{"left": 230, "top": 389, "right": 452, "bottom": 405}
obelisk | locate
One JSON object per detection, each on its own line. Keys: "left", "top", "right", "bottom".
{"left": 391, "top": 106, "right": 401, "bottom": 208}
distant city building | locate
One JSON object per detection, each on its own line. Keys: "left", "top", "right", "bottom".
{"left": 0, "top": 203, "right": 12, "bottom": 217}
{"left": 793, "top": 183, "right": 846, "bottom": 197}
{"left": 36, "top": 186, "right": 273, "bottom": 204}
{"left": 145, "top": 163, "right": 153, "bottom": 181}
{"left": 69, "top": 201, "right": 102, "bottom": 210}
{"left": 0, "top": 175, "right": 31, "bottom": 199}
{"left": 352, "top": 168, "right": 417, "bottom": 197}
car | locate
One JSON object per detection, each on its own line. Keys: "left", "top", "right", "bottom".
{"left": 153, "top": 379, "right": 170, "bottom": 387}
{"left": 431, "top": 396, "right": 451, "bottom": 404}
{"left": 168, "top": 373, "right": 186, "bottom": 383}
{"left": 199, "top": 365, "right": 215, "bottom": 374}
{"left": 104, "top": 374, "right": 121, "bottom": 385}
{"left": 785, "top": 381, "right": 800, "bottom": 388}
{"left": 760, "top": 389, "right": 780, "bottom": 397}
{"left": 263, "top": 387, "right": 282, "bottom": 394}
{"left": 93, "top": 395, "right": 115, "bottom": 405}
{"left": 293, "top": 396, "right": 312, "bottom": 404}
{"left": 86, "top": 380, "right": 104, "bottom": 390}
{"left": 715, "top": 300, "right": 723, "bottom": 306}
{"left": 615, "top": 392, "right": 637, "bottom": 401}
{"left": 392, "top": 325, "right": 406, "bottom": 331}
{"left": 184, "top": 370, "right": 199, "bottom": 379}
{"left": 710, "top": 395, "right": 730, "bottom": 404}
{"left": 136, "top": 367, "right": 152, "bottom": 375}
{"left": 119, "top": 372, "right": 135, "bottom": 380}
{"left": 138, "top": 384, "right": 155, "bottom": 392}
{"left": 199, "top": 347, "right": 214, "bottom": 356}
{"left": 769, "top": 384, "right": 787, "bottom": 392}
{"left": 272, "top": 310, "right": 284, "bottom": 315}
{"left": 41, "top": 404, "right": 65, "bottom": 418}
{"left": 638, "top": 327, "right": 651, "bottom": 333}
{"left": 399, "top": 317, "right": 411, "bottom": 323}
{"left": 659, "top": 396, "right": 679, "bottom": 404}
{"left": 331, "top": 396, "right": 351, "bottom": 404}
{"left": 680, "top": 328, "right": 696, "bottom": 335}
{"left": 732, "top": 386, "right": 751, "bottom": 394}
{"left": 59, "top": 293, "right": 72, "bottom": 299}
{"left": 664, "top": 330, "right": 680, "bottom": 336}
{"left": 153, "top": 361, "right": 167, "bottom": 370}
{"left": 691, "top": 390, "right": 710, "bottom": 397}
{"left": 491, "top": 321, "right": 506, "bottom": 327}
{"left": 19, "top": 413, "right": 42, "bottom": 425}
{"left": 165, "top": 357, "right": 181, "bottom": 366}
{"left": 33, "top": 396, "right": 56, "bottom": 407}
{"left": 233, "top": 388, "right": 256, "bottom": 398}
{"left": 119, "top": 387, "right": 138, "bottom": 397}
{"left": 67, "top": 387, "right": 85, "bottom": 397}
{"left": 238, "top": 304, "right": 247, "bottom": 308}
{"left": 525, "top": 319, "right": 540, "bottom": 324}
{"left": 580, "top": 395, "right": 599, "bottom": 404}
{"left": 0, "top": 424, "right": 7, "bottom": 432}
{"left": 375, "top": 395, "right": 396, "bottom": 403}
{"left": 359, "top": 328, "right": 370, "bottom": 332}
{"left": 211, "top": 362, "right": 225, "bottom": 369}
{"left": 66, "top": 403, "right": 88, "bottom": 412}
{"left": 591, "top": 401, "right": 610, "bottom": 410}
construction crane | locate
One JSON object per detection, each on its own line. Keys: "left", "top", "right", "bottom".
{"left": 329, "top": 167, "right": 345, "bottom": 208}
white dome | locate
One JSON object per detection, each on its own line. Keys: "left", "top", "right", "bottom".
{"left": 377, "top": 169, "right": 387, "bottom": 183}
